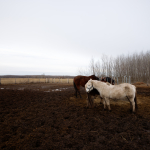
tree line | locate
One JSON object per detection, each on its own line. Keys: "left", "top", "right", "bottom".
{"left": 78, "top": 51, "right": 150, "bottom": 83}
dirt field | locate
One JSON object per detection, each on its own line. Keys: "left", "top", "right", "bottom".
{"left": 0, "top": 83, "right": 150, "bottom": 150}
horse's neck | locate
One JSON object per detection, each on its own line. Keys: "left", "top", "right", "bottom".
{"left": 92, "top": 80, "right": 99, "bottom": 89}
{"left": 89, "top": 75, "right": 94, "bottom": 78}
{"left": 84, "top": 77, "right": 92, "bottom": 84}
{"left": 82, "top": 77, "right": 90, "bottom": 87}
{"left": 93, "top": 81, "right": 110, "bottom": 91}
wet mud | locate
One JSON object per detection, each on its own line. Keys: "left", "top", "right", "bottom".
{"left": 0, "top": 83, "right": 150, "bottom": 150}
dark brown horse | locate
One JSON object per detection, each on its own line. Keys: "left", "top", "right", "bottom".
{"left": 73, "top": 75, "right": 99, "bottom": 98}
{"left": 101, "top": 77, "right": 115, "bottom": 85}
{"left": 87, "top": 88, "right": 100, "bottom": 108}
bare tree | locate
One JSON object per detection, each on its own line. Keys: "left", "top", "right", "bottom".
{"left": 78, "top": 50, "right": 150, "bottom": 83}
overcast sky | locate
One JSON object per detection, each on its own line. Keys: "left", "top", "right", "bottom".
{"left": 0, "top": 0, "right": 150, "bottom": 76}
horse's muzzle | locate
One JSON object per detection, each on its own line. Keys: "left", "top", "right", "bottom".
{"left": 86, "top": 88, "right": 90, "bottom": 93}
{"left": 86, "top": 86, "right": 93, "bottom": 93}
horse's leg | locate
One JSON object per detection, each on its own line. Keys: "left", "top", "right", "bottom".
{"left": 129, "top": 101, "right": 132, "bottom": 112}
{"left": 76, "top": 85, "right": 82, "bottom": 98}
{"left": 73, "top": 87, "right": 77, "bottom": 97}
{"left": 91, "top": 96, "right": 94, "bottom": 108}
{"left": 130, "top": 98, "right": 135, "bottom": 113}
{"left": 87, "top": 94, "right": 91, "bottom": 108}
{"left": 78, "top": 90, "right": 82, "bottom": 98}
{"left": 105, "top": 98, "right": 111, "bottom": 111}
{"left": 126, "top": 96, "right": 135, "bottom": 113}
{"left": 99, "top": 96, "right": 103, "bottom": 104}
{"left": 102, "top": 98, "right": 107, "bottom": 111}
{"left": 88, "top": 95, "right": 94, "bottom": 108}
{"left": 75, "top": 89, "right": 77, "bottom": 98}
{"left": 101, "top": 98, "right": 105, "bottom": 108}
{"left": 77, "top": 86, "right": 82, "bottom": 98}
{"left": 73, "top": 82, "right": 78, "bottom": 98}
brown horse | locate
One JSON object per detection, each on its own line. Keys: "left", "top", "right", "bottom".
{"left": 73, "top": 75, "right": 99, "bottom": 98}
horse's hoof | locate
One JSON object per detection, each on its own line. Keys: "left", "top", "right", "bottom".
{"left": 132, "top": 111, "right": 136, "bottom": 114}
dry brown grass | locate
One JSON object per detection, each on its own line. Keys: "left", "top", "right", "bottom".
{"left": 0, "top": 78, "right": 73, "bottom": 85}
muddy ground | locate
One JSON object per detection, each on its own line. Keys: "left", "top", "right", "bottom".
{"left": 0, "top": 83, "right": 150, "bottom": 150}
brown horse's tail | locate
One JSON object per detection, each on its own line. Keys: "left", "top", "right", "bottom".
{"left": 73, "top": 81, "right": 77, "bottom": 91}
{"left": 73, "top": 81, "right": 79, "bottom": 98}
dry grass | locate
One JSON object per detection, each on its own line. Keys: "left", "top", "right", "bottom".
{"left": 132, "top": 82, "right": 145, "bottom": 86}
{"left": 0, "top": 78, "right": 73, "bottom": 85}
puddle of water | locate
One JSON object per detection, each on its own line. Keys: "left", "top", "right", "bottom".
{"left": 18, "top": 88, "right": 24, "bottom": 90}
{"left": 44, "top": 89, "right": 62, "bottom": 92}
{"left": 0, "top": 86, "right": 71, "bottom": 91}
{"left": 49, "top": 87, "right": 73, "bottom": 92}
{"left": 52, "top": 89, "right": 62, "bottom": 91}
{"left": 61, "top": 88, "right": 68, "bottom": 90}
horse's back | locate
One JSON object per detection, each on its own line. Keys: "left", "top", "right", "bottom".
{"left": 124, "top": 83, "right": 136, "bottom": 95}
{"left": 74, "top": 75, "right": 84, "bottom": 83}
{"left": 73, "top": 75, "right": 86, "bottom": 87}
{"left": 74, "top": 75, "right": 82, "bottom": 80}
{"left": 110, "top": 83, "right": 136, "bottom": 98}
{"left": 74, "top": 75, "right": 99, "bottom": 87}
{"left": 96, "top": 82, "right": 135, "bottom": 99}
{"left": 120, "top": 83, "right": 136, "bottom": 91}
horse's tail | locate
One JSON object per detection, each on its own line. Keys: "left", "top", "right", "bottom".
{"left": 73, "top": 81, "right": 79, "bottom": 98}
{"left": 73, "top": 81, "right": 77, "bottom": 91}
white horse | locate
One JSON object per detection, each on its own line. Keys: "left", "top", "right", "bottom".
{"left": 85, "top": 79, "right": 137, "bottom": 113}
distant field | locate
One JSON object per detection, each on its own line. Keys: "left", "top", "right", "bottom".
{"left": 0, "top": 77, "right": 148, "bottom": 85}
{"left": 0, "top": 78, "right": 73, "bottom": 85}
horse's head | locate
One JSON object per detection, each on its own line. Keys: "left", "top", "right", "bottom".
{"left": 85, "top": 79, "right": 93, "bottom": 93}
{"left": 91, "top": 75, "right": 99, "bottom": 81}
{"left": 95, "top": 76, "right": 99, "bottom": 80}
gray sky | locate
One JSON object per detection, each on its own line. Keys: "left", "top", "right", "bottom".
{"left": 0, "top": 0, "right": 150, "bottom": 76}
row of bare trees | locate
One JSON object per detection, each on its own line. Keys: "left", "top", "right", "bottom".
{"left": 78, "top": 51, "right": 150, "bottom": 83}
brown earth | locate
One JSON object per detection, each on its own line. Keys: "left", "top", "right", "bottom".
{"left": 0, "top": 83, "right": 150, "bottom": 150}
